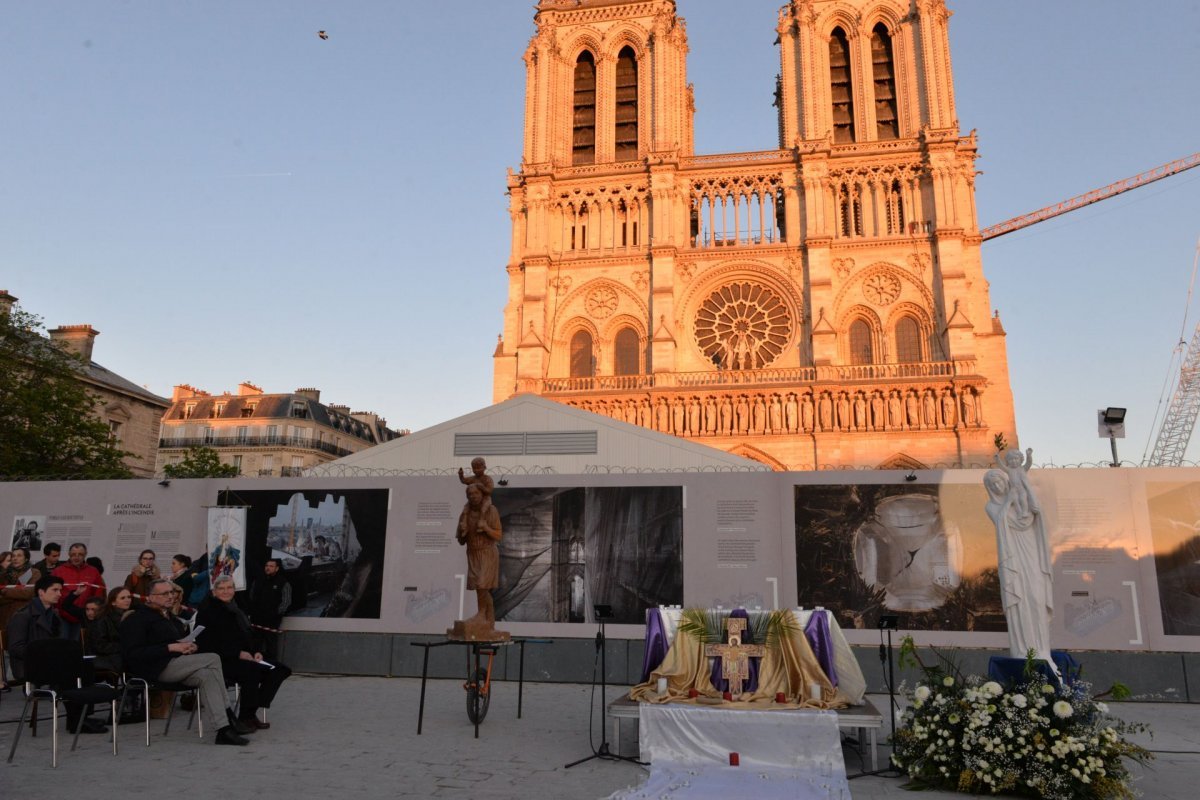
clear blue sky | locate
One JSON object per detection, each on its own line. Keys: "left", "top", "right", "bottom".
{"left": 3, "top": 1, "right": 1198, "bottom": 466}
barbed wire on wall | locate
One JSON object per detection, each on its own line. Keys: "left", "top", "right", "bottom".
{"left": 815, "top": 460, "right": 1200, "bottom": 471}
{"left": 583, "top": 464, "right": 772, "bottom": 474}
{"left": 303, "top": 464, "right": 560, "bottom": 479}
{"left": 3, "top": 459, "right": 1199, "bottom": 484}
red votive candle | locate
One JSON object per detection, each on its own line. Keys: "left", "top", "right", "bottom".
{"left": 688, "top": 688, "right": 699, "bottom": 698}
{"left": 722, "top": 691, "right": 733, "bottom": 701}
{"left": 775, "top": 692, "right": 787, "bottom": 703}
{"left": 729, "top": 752, "right": 740, "bottom": 766}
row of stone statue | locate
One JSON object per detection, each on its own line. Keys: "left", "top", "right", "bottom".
{"left": 567, "top": 385, "right": 983, "bottom": 437}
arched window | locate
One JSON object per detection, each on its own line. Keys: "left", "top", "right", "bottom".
{"left": 573, "top": 51, "right": 597, "bottom": 165}
{"left": 829, "top": 27, "right": 856, "bottom": 143}
{"left": 570, "top": 330, "right": 595, "bottom": 377}
{"left": 613, "top": 327, "right": 640, "bottom": 375}
{"left": 848, "top": 319, "right": 874, "bottom": 364}
{"left": 894, "top": 316, "right": 922, "bottom": 363}
{"left": 871, "top": 24, "right": 898, "bottom": 140}
{"left": 615, "top": 47, "right": 639, "bottom": 161}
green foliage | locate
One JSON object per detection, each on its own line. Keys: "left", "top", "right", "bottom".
{"left": 676, "top": 608, "right": 799, "bottom": 649}
{"left": 162, "top": 446, "right": 240, "bottom": 479}
{"left": 0, "top": 306, "right": 133, "bottom": 479}
{"left": 1094, "top": 682, "right": 1132, "bottom": 702}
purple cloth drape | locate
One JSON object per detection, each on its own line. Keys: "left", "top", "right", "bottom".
{"left": 804, "top": 609, "right": 838, "bottom": 687}
{"left": 709, "top": 608, "right": 760, "bottom": 694}
{"left": 641, "top": 607, "right": 669, "bottom": 682}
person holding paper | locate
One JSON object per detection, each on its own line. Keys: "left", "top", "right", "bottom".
{"left": 196, "top": 575, "right": 291, "bottom": 731}
{"left": 120, "top": 578, "right": 253, "bottom": 746}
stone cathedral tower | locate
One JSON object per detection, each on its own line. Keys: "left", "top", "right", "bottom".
{"left": 493, "top": 0, "right": 1017, "bottom": 470}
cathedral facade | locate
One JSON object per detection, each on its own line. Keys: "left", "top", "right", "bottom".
{"left": 492, "top": 0, "right": 1016, "bottom": 470}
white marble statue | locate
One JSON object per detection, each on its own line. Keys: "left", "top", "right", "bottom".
{"left": 984, "top": 454, "right": 1058, "bottom": 677}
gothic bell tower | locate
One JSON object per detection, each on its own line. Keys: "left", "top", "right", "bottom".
{"left": 493, "top": 0, "right": 1017, "bottom": 472}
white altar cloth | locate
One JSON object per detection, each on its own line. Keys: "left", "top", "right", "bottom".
{"left": 609, "top": 704, "right": 850, "bottom": 799}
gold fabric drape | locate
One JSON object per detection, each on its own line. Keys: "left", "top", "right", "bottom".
{"left": 630, "top": 610, "right": 846, "bottom": 709}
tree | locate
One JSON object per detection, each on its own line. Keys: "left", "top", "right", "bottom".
{"left": 162, "top": 446, "right": 240, "bottom": 479}
{"left": 0, "top": 305, "right": 134, "bottom": 479}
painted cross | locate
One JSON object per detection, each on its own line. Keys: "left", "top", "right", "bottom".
{"left": 704, "top": 617, "right": 765, "bottom": 698}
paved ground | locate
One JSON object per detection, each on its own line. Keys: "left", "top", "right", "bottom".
{"left": 1, "top": 676, "right": 1195, "bottom": 798}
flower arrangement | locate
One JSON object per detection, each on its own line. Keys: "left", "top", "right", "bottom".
{"left": 892, "top": 638, "right": 1152, "bottom": 799}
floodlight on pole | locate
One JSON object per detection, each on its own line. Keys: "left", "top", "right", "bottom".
{"left": 1097, "top": 407, "right": 1127, "bottom": 467}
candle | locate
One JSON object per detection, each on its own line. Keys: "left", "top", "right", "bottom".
{"left": 775, "top": 692, "right": 786, "bottom": 703}
{"left": 810, "top": 683, "right": 822, "bottom": 701}
{"left": 729, "top": 752, "right": 740, "bottom": 766}
{"left": 657, "top": 677, "right": 668, "bottom": 695}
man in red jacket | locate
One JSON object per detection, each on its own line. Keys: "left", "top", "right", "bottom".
{"left": 52, "top": 542, "right": 106, "bottom": 642}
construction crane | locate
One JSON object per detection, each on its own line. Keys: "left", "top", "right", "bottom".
{"left": 1146, "top": 321, "right": 1200, "bottom": 466}
{"left": 1144, "top": 240, "right": 1200, "bottom": 467}
{"left": 980, "top": 152, "right": 1200, "bottom": 241}
{"left": 978, "top": 154, "right": 1200, "bottom": 462}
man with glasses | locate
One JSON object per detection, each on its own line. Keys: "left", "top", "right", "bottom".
{"left": 119, "top": 578, "right": 254, "bottom": 746}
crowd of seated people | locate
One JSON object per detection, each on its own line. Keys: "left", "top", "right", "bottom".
{"left": 2, "top": 547, "right": 293, "bottom": 746}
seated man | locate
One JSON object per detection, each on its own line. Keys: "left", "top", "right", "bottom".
{"left": 6, "top": 575, "right": 106, "bottom": 734}
{"left": 119, "top": 578, "right": 254, "bottom": 746}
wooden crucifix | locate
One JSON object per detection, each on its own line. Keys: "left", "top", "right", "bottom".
{"left": 704, "top": 617, "right": 765, "bottom": 699}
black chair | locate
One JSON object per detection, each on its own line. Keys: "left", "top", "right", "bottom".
{"left": 6, "top": 639, "right": 124, "bottom": 767}
{"left": 123, "top": 676, "right": 202, "bottom": 746}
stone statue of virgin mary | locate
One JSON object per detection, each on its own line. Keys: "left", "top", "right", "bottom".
{"left": 984, "top": 453, "right": 1058, "bottom": 677}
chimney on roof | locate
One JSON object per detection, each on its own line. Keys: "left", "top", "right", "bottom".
{"left": 0, "top": 290, "right": 17, "bottom": 315}
{"left": 295, "top": 387, "right": 321, "bottom": 403}
{"left": 172, "top": 384, "right": 210, "bottom": 401}
{"left": 238, "top": 382, "right": 263, "bottom": 396}
{"left": 328, "top": 404, "right": 351, "bottom": 415}
{"left": 48, "top": 324, "right": 99, "bottom": 362}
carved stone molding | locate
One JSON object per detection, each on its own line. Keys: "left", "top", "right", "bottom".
{"left": 862, "top": 273, "right": 901, "bottom": 306}
{"left": 586, "top": 285, "right": 619, "bottom": 318}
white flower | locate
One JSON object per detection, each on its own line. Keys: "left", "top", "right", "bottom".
{"left": 1011, "top": 694, "right": 1027, "bottom": 708}
{"left": 982, "top": 681, "right": 1002, "bottom": 697}
{"left": 1041, "top": 684, "right": 1055, "bottom": 694}
{"left": 943, "top": 676, "right": 955, "bottom": 687}
{"left": 914, "top": 686, "right": 931, "bottom": 702}
{"left": 1095, "top": 702, "right": 1109, "bottom": 714}
{"left": 1052, "top": 700, "right": 1073, "bottom": 719}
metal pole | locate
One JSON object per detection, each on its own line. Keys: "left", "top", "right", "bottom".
{"left": 1109, "top": 432, "right": 1120, "bottom": 467}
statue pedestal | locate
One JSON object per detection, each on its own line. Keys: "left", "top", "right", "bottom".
{"left": 447, "top": 618, "right": 511, "bottom": 642}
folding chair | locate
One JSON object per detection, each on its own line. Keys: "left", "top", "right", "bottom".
{"left": 123, "top": 676, "right": 202, "bottom": 746}
{"left": 6, "top": 639, "right": 124, "bottom": 767}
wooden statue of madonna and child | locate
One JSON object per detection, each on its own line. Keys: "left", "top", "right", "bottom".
{"left": 446, "top": 458, "right": 511, "bottom": 642}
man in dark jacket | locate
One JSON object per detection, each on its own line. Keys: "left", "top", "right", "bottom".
{"left": 119, "top": 578, "right": 253, "bottom": 746}
{"left": 6, "top": 575, "right": 106, "bottom": 733}
{"left": 247, "top": 558, "right": 291, "bottom": 659}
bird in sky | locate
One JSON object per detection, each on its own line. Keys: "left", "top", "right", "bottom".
{"left": 318, "top": 30, "right": 329, "bottom": 40}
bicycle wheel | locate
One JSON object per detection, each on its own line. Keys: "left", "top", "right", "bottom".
{"left": 466, "top": 668, "right": 491, "bottom": 724}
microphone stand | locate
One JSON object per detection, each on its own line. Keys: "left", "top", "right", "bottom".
{"left": 565, "top": 609, "right": 642, "bottom": 768}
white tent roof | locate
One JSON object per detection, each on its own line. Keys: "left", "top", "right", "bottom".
{"left": 310, "top": 394, "right": 768, "bottom": 476}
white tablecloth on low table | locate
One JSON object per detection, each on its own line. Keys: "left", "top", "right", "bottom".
{"left": 608, "top": 704, "right": 850, "bottom": 800}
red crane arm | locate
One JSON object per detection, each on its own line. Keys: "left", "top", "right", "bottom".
{"left": 980, "top": 152, "right": 1200, "bottom": 241}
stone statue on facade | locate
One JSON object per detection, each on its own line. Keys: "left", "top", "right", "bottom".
{"left": 983, "top": 451, "right": 1056, "bottom": 676}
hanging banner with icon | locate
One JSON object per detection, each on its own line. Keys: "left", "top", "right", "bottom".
{"left": 207, "top": 506, "right": 248, "bottom": 591}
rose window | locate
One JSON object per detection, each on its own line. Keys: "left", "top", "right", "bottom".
{"left": 586, "top": 286, "right": 619, "bottom": 319}
{"left": 862, "top": 273, "right": 901, "bottom": 306}
{"left": 694, "top": 281, "right": 793, "bottom": 370}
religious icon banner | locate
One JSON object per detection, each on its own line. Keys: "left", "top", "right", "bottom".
{"left": 207, "top": 506, "right": 247, "bottom": 591}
